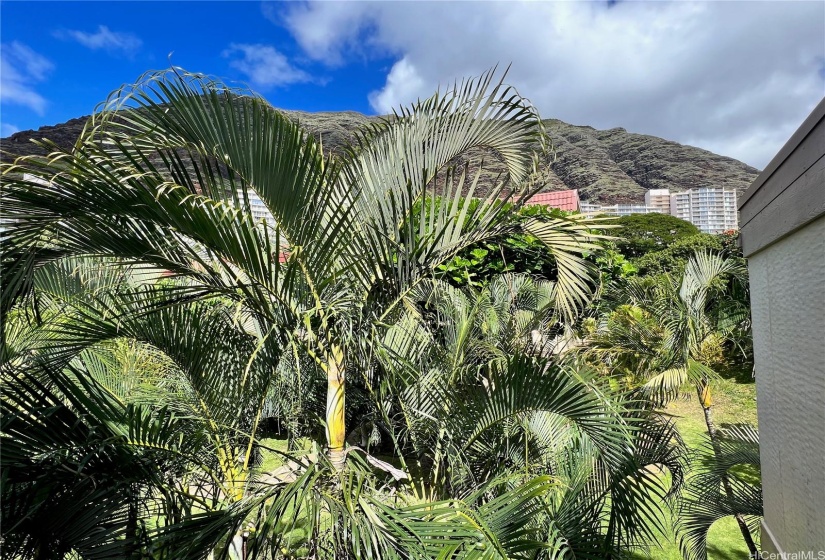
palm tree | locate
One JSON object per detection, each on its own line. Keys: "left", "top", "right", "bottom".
{"left": 2, "top": 67, "right": 678, "bottom": 558}
{"left": 1, "top": 255, "right": 291, "bottom": 557}
{"left": 3, "top": 65, "right": 608, "bottom": 463}
{"left": 3, "top": 260, "right": 560, "bottom": 558}
{"left": 587, "top": 251, "right": 758, "bottom": 556}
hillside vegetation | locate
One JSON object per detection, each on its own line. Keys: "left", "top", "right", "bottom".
{"left": 1, "top": 110, "right": 759, "bottom": 204}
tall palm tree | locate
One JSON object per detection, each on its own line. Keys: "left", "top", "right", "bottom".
{"left": 587, "top": 251, "right": 757, "bottom": 556}
{"left": 1, "top": 255, "right": 478, "bottom": 558}
{"left": 2, "top": 67, "right": 673, "bottom": 558}
{"left": 3, "top": 66, "right": 605, "bottom": 468}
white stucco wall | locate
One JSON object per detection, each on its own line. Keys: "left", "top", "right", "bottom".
{"left": 748, "top": 214, "right": 825, "bottom": 553}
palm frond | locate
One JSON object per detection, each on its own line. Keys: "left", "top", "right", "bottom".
{"left": 1, "top": 362, "right": 211, "bottom": 559}
{"left": 677, "top": 424, "right": 762, "bottom": 560}
{"left": 339, "top": 69, "right": 548, "bottom": 303}
{"left": 524, "top": 214, "right": 612, "bottom": 322}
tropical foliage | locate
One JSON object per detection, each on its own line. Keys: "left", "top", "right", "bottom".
{"left": 678, "top": 424, "right": 762, "bottom": 560}
{"left": 584, "top": 251, "right": 760, "bottom": 556}
{"left": 435, "top": 204, "right": 570, "bottom": 287}
{"left": 0, "top": 68, "right": 697, "bottom": 559}
{"left": 632, "top": 232, "right": 746, "bottom": 277}
{"left": 612, "top": 214, "right": 699, "bottom": 259}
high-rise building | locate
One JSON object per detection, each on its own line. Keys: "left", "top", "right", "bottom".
{"left": 670, "top": 188, "right": 738, "bottom": 233}
{"left": 579, "top": 187, "right": 738, "bottom": 233}
{"left": 644, "top": 189, "right": 671, "bottom": 214}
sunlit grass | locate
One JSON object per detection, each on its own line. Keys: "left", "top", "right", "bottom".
{"left": 632, "top": 368, "right": 758, "bottom": 559}
{"left": 255, "top": 437, "right": 313, "bottom": 473}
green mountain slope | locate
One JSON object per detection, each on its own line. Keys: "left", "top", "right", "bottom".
{"left": 1, "top": 111, "right": 759, "bottom": 204}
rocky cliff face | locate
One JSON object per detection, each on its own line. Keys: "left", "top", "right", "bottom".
{"left": 1, "top": 110, "right": 759, "bottom": 204}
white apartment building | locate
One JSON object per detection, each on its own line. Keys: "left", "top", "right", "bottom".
{"left": 669, "top": 188, "right": 738, "bottom": 234}
{"left": 581, "top": 187, "right": 738, "bottom": 233}
{"left": 644, "top": 189, "right": 671, "bottom": 214}
{"left": 237, "top": 189, "right": 277, "bottom": 229}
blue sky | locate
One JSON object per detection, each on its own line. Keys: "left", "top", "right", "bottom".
{"left": 2, "top": 1, "right": 824, "bottom": 168}
{"left": 1, "top": 1, "right": 393, "bottom": 127}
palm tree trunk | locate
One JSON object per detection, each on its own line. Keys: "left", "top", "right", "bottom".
{"left": 696, "top": 380, "right": 758, "bottom": 557}
{"left": 325, "top": 346, "right": 346, "bottom": 471}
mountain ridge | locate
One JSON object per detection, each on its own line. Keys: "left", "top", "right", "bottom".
{"left": 1, "top": 110, "right": 760, "bottom": 204}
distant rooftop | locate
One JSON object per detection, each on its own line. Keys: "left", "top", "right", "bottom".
{"left": 524, "top": 189, "right": 580, "bottom": 212}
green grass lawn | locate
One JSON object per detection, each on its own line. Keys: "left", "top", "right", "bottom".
{"left": 633, "top": 369, "right": 759, "bottom": 560}
{"left": 256, "top": 437, "right": 306, "bottom": 472}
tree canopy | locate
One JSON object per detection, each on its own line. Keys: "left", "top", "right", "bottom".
{"left": 614, "top": 213, "right": 700, "bottom": 259}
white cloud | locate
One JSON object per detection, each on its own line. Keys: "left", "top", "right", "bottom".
{"left": 1, "top": 123, "right": 20, "bottom": 137}
{"left": 57, "top": 25, "right": 142, "bottom": 55}
{"left": 278, "top": 2, "right": 378, "bottom": 66}
{"left": 223, "top": 43, "right": 312, "bottom": 88}
{"left": 0, "top": 41, "right": 54, "bottom": 115}
{"left": 367, "top": 57, "right": 424, "bottom": 113}
{"left": 282, "top": 1, "right": 825, "bottom": 168}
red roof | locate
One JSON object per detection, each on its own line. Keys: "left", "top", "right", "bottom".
{"left": 523, "top": 189, "right": 580, "bottom": 212}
